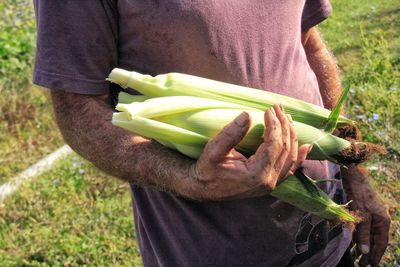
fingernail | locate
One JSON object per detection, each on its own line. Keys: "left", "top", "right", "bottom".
{"left": 235, "top": 112, "right": 248, "bottom": 127}
{"left": 270, "top": 108, "right": 276, "bottom": 115}
{"left": 361, "top": 244, "right": 370, "bottom": 254}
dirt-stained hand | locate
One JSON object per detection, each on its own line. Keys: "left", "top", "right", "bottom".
{"left": 341, "top": 164, "right": 391, "bottom": 267}
{"left": 187, "top": 104, "right": 312, "bottom": 201}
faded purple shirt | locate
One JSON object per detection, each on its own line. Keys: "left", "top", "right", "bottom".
{"left": 33, "top": 1, "right": 351, "bottom": 266}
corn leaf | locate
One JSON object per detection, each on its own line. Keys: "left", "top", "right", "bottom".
{"left": 324, "top": 84, "right": 351, "bottom": 133}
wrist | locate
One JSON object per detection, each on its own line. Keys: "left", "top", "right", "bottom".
{"left": 181, "top": 163, "right": 210, "bottom": 201}
{"left": 169, "top": 160, "right": 203, "bottom": 201}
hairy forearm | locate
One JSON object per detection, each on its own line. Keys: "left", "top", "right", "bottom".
{"left": 303, "top": 27, "right": 342, "bottom": 110}
{"left": 51, "top": 90, "right": 195, "bottom": 196}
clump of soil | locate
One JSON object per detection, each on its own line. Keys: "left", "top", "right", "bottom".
{"left": 333, "top": 124, "right": 362, "bottom": 141}
{"left": 332, "top": 124, "right": 386, "bottom": 164}
{"left": 333, "top": 142, "right": 387, "bottom": 165}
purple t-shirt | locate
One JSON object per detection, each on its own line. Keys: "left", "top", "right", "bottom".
{"left": 33, "top": 1, "right": 351, "bottom": 266}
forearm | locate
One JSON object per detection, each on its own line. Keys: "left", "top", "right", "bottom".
{"left": 303, "top": 27, "right": 342, "bottom": 110}
{"left": 51, "top": 90, "right": 195, "bottom": 196}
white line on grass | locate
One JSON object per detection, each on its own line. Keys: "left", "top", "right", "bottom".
{"left": 0, "top": 144, "right": 73, "bottom": 202}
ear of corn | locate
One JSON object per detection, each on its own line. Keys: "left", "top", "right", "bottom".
{"left": 113, "top": 111, "right": 209, "bottom": 146}
{"left": 115, "top": 96, "right": 351, "bottom": 163}
{"left": 116, "top": 95, "right": 258, "bottom": 120}
{"left": 271, "top": 171, "right": 356, "bottom": 222}
{"left": 108, "top": 68, "right": 354, "bottom": 129}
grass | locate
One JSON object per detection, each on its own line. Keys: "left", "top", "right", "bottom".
{"left": 0, "top": 0, "right": 63, "bottom": 184}
{"left": 320, "top": 1, "right": 400, "bottom": 265}
{"left": 0, "top": 86, "right": 64, "bottom": 185}
{"left": 321, "top": 0, "right": 400, "bottom": 72}
{"left": 0, "top": 0, "right": 399, "bottom": 266}
{"left": 0, "top": 156, "right": 142, "bottom": 266}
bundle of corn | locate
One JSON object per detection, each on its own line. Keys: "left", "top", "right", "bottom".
{"left": 112, "top": 94, "right": 359, "bottom": 222}
{"left": 108, "top": 69, "right": 383, "bottom": 222}
{"left": 114, "top": 95, "right": 373, "bottom": 164}
{"left": 109, "top": 69, "right": 381, "bottom": 164}
{"left": 108, "top": 68, "right": 353, "bottom": 129}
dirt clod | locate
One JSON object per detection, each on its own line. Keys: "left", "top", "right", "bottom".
{"left": 333, "top": 142, "right": 387, "bottom": 165}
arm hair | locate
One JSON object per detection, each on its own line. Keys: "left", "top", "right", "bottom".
{"left": 51, "top": 90, "right": 195, "bottom": 196}
{"left": 302, "top": 27, "right": 342, "bottom": 110}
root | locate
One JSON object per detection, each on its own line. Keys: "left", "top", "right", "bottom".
{"left": 328, "top": 210, "right": 361, "bottom": 231}
{"left": 332, "top": 142, "right": 387, "bottom": 165}
{"left": 333, "top": 124, "right": 362, "bottom": 141}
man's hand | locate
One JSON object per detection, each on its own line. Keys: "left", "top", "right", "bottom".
{"left": 187, "top": 104, "right": 312, "bottom": 200}
{"left": 341, "top": 164, "right": 391, "bottom": 267}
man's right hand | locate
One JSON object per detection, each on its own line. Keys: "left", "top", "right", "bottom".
{"left": 187, "top": 104, "right": 312, "bottom": 201}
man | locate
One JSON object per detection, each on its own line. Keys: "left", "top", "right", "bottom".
{"left": 33, "top": 1, "right": 390, "bottom": 266}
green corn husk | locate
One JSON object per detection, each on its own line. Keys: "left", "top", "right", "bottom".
{"left": 324, "top": 84, "right": 351, "bottom": 133}
{"left": 270, "top": 171, "right": 356, "bottom": 222}
{"left": 119, "top": 92, "right": 149, "bottom": 104}
{"left": 108, "top": 68, "right": 354, "bottom": 129}
{"left": 114, "top": 95, "right": 366, "bottom": 164}
{"left": 112, "top": 95, "right": 357, "bottom": 222}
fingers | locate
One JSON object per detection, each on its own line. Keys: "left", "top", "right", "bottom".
{"left": 292, "top": 144, "right": 311, "bottom": 172}
{"left": 356, "top": 213, "right": 372, "bottom": 256}
{"left": 272, "top": 105, "right": 292, "bottom": 180}
{"left": 370, "top": 214, "right": 390, "bottom": 267}
{"left": 274, "top": 106, "right": 312, "bottom": 181}
{"left": 278, "top": 117, "right": 310, "bottom": 180}
{"left": 342, "top": 166, "right": 391, "bottom": 267}
{"left": 359, "top": 252, "right": 370, "bottom": 267}
{"left": 357, "top": 211, "right": 390, "bottom": 267}
{"left": 248, "top": 104, "right": 312, "bottom": 189}
{"left": 248, "top": 106, "right": 283, "bottom": 181}
{"left": 204, "top": 111, "right": 250, "bottom": 163}
{"left": 284, "top": 115, "right": 298, "bottom": 175}
{"left": 358, "top": 216, "right": 372, "bottom": 267}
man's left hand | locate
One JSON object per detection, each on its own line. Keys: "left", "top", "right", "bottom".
{"left": 341, "top": 164, "right": 391, "bottom": 267}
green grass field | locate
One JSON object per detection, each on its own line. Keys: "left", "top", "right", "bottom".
{"left": 0, "top": 0, "right": 399, "bottom": 266}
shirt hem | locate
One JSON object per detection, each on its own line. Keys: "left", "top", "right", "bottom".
{"left": 301, "top": 1, "right": 333, "bottom": 31}
{"left": 33, "top": 69, "right": 110, "bottom": 95}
